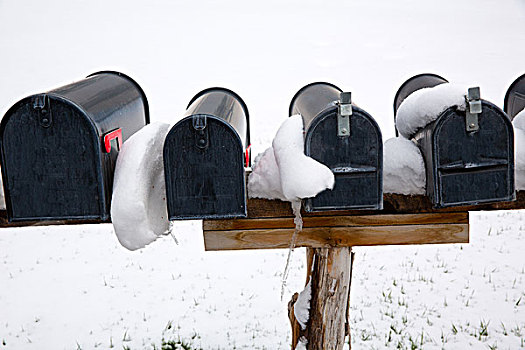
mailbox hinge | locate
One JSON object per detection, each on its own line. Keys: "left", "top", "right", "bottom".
{"left": 337, "top": 92, "right": 352, "bottom": 137}
{"left": 33, "top": 95, "right": 52, "bottom": 128}
{"left": 465, "top": 87, "right": 481, "bottom": 132}
{"left": 192, "top": 114, "right": 208, "bottom": 149}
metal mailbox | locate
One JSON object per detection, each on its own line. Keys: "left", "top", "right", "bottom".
{"left": 394, "top": 73, "right": 515, "bottom": 208}
{"left": 289, "top": 82, "right": 383, "bottom": 212}
{"left": 504, "top": 73, "right": 525, "bottom": 120}
{"left": 0, "top": 71, "right": 149, "bottom": 222}
{"left": 163, "top": 87, "right": 250, "bottom": 220}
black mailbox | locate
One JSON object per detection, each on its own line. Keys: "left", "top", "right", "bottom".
{"left": 164, "top": 87, "right": 250, "bottom": 220}
{"left": 394, "top": 73, "right": 515, "bottom": 208}
{"left": 289, "top": 82, "right": 383, "bottom": 212}
{"left": 0, "top": 71, "right": 149, "bottom": 222}
{"left": 504, "top": 73, "right": 525, "bottom": 120}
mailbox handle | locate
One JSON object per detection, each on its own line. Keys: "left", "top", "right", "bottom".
{"left": 103, "top": 128, "right": 123, "bottom": 153}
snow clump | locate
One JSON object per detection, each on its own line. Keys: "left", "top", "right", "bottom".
{"left": 295, "top": 338, "right": 307, "bottom": 350}
{"left": 111, "top": 122, "right": 171, "bottom": 251}
{"left": 513, "top": 108, "right": 525, "bottom": 190}
{"left": 248, "top": 115, "right": 335, "bottom": 202}
{"left": 294, "top": 278, "right": 312, "bottom": 330}
{"left": 247, "top": 147, "right": 286, "bottom": 201}
{"left": 396, "top": 83, "right": 467, "bottom": 139}
{"left": 383, "top": 137, "right": 426, "bottom": 195}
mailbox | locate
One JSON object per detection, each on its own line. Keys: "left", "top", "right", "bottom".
{"left": 164, "top": 87, "right": 250, "bottom": 220}
{"left": 0, "top": 71, "right": 149, "bottom": 222}
{"left": 504, "top": 73, "right": 525, "bottom": 120}
{"left": 289, "top": 82, "right": 383, "bottom": 212}
{"left": 394, "top": 73, "right": 515, "bottom": 208}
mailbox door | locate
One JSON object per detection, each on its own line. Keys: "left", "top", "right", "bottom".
{"left": 164, "top": 115, "right": 246, "bottom": 220}
{"left": 432, "top": 102, "right": 514, "bottom": 207}
{"left": 305, "top": 106, "right": 383, "bottom": 211}
{"left": 0, "top": 95, "right": 105, "bottom": 221}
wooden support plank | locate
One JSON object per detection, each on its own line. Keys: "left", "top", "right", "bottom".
{"left": 204, "top": 212, "right": 468, "bottom": 231}
{"left": 204, "top": 223, "right": 469, "bottom": 251}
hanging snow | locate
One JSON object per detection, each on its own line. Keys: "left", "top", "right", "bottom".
{"left": 248, "top": 115, "right": 334, "bottom": 201}
{"left": 293, "top": 278, "right": 312, "bottom": 330}
{"left": 513, "top": 108, "right": 525, "bottom": 190}
{"left": 111, "top": 122, "right": 171, "bottom": 251}
{"left": 396, "top": 83, "right": 467, "bottom": 139}
{"left": 247, "top": 147, "right": 286, "bottom": 201}
{"left": 383, "top": 137, "right": 426, "bottom": 195}
{"left": 272, "top": 115, "right": 334, "bottom": 201}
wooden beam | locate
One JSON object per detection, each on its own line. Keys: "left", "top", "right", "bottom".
{"left": 204, "top": 223, "right": 468, "bottom": 251}
{"left": 204, "top": 212, "right": 468, "bottom": 231}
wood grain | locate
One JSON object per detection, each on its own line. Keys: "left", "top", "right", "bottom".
{"left": 203, "top": 212, "right": 468, "bottom": 231}
{"left": 203, "top": 224, "right": 469, "bottom": 250}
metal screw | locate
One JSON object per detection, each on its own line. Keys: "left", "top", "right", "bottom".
{"left": 42, "top": 118, "right": 49, "bottom": 124}
{"left": 341, "top": 128, "right": 348, "bottom": 134}
{"left": 469, "top": 123, "right": 475, "bottom": 128}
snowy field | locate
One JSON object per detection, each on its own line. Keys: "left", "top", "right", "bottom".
{"left": 1, "top": 0, "right": 525, "bottom": 349}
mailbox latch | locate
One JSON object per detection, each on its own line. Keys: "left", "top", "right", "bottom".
{"left": 33, "top": 95, "right": 52, "bottom": 128}
{"left": 337, "top": 92, "right": 352, "bottom": 137}
{"left": 465, "top": 87, "right": 481, "bottom": 132}
{"left": 192, "top": 114, "right": 208, "bottom": 149}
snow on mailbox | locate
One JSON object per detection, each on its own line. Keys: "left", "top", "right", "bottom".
{"left": 289, "top": 82, "right": 383, "bottom": 212}
{"left": 163, "top": 87, "right": 250, "bottom": 220}
{"left": 504, "top": 73, "right": 525, "bottom": 120}
{"left": 394, "top": 73, "right": 515, "bottom": 208}
{"left": 0, "top": 71, "right": 149, "bottom": 222}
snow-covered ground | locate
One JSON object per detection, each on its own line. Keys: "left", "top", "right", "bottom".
{"left": 1, "top": 0, "right": 525, "bottom": 349}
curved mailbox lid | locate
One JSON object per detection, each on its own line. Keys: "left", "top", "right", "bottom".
{"left": 50, "top": 71, "right": 149, "bottom": 140}
{"left": 289, "top": 82, "right": 342, "bottom": 132}
{"left": 185, "top": 87, "right": 249, "bottom": 150}
{"left": 393, "top": 73, "right": 448, "bottom": 136}
{"left": 504, "top": 73, "right": 525, "bottom": 120}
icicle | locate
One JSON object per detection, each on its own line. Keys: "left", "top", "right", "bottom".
{"left": 168, "top": 222, "right": 178, "bottom": 245}
{"left": 281, "top": 200, "right": 303, "bottom": 299}
{"left": 292, "top": 199, "right": 303, "bottom": 231}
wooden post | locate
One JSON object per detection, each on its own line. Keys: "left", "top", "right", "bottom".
{"left": 307, "top": 247, "right": 353, "bottom": 350}
{"left": 288, "top": 246, "right": 353, "bottom": 350}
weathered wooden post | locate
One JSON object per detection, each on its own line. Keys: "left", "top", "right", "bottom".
{"left": 306, "top": 247, "right": 352, "bottom": 349}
